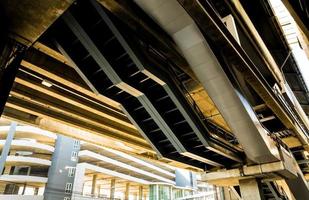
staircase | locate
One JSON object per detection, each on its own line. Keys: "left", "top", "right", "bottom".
{"left": 262, "top": 181, "right": 289, "bottom": 200}
{"left": 234, "top": 181, "right": 289, "bottom": 200}
{"left": 51, "top": 0, "right": 243, "bottom": 169}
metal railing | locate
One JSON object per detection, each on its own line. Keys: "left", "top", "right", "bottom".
{"left": 165, "top": 57, "right": 240, "bottom": 146}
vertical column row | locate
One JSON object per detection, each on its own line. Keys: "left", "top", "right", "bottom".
{"left": 44, "top": 135, "right": 80, "bottom": 200}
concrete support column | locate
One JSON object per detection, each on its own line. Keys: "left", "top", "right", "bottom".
{"left": 157, "top": 185, "right": 160, "bottom": 200}
{"left": 125, "top": 182, "right": 130, "bottom": 200}
{"left": 0, "top": 122, "right": 17, "bottom": 173}
{"left": 110, "top": 179, "right": 115, "bottom": 199}
{"left": 34, "top": 187, "right": 39, "bottom": 195}
{"left": 169, "top": 186, "right": 172, "bottom": 200}
{"left": 97, "top": 184, "right": 100, "bottom": 197}
{"left": 21, "top": 183, "right": 27, "bottom": 195}
{"left": 138, "top": 186, "right": 143, "bottom": 200}
{"left": 239, "top": 179, "right": 263, "bottom": 200}
{"left": 214, "top": 186, "right": 218, "bottom": 200}
{"left": 224, "top": 187, "right": 241, "bottom": 200}
{"left": 91, "top": 174, "right": 97, "bottom": 196}
{"left": 45, "top": 135, "right": 81, "bottom": 200}
{"left": 219, "top": 187, "right": 225, "bottom": 200}
{"left": 286, "top": 168, "right": 309, "bottom": 200}
{"left": 3, "top": 166, "right": 11, "bottom": 175}
{"left": 181, "top": 189, "right": 184, "bottom": 198}
{"left": 72, "top": 164, "right": 86, "bottom": 198}
{"left": 0, "top": 183, "right": 6, "bottom": 194}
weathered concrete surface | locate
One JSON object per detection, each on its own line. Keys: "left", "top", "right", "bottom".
{"left": 2, "top": 0, "right": 74, "bottom": 46}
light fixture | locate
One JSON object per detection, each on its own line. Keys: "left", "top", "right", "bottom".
{"left": 41, "top": 79, "right": 53, "bottom": 87}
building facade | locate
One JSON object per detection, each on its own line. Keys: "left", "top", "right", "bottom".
{"left": 0, "top": 119, "right": 215, "bottom": 200}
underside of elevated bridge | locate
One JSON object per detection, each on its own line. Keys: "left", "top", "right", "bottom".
{"left": 0, "top": 0, "right": 309, "bottom": 199}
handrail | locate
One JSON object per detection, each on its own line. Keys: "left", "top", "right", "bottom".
{"left": 273, "top": 86, "right": 309, "bottom": 138}
{"left": 166, "top": 57, "right": 240, "bottom": 146}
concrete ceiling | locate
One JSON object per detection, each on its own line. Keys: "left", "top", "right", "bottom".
{"left": 2, "top": 0, "right": 74, "bottom": 46}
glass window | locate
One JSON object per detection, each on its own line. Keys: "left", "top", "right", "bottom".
{"left": 65, "top": 183, "right": 72, "bottom": 194}
{"left": 71, "top": 151, "right": 78, "bottom": 162}
{"left": 68, "top": 167, "right": 75, "bottom": 177}
{"left": 73, "top": 140, "right": 80, "bottom": 149}
{"left": 149, "top": 185, "right": 157, "bottom": 200}
{"left": 158, "top": 185, "right": 171, "bottom": 200}
{"left": 173, "top": 188, "right": 183, "bottom": 199}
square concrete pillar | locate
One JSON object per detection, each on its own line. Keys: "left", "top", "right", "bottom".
{"left": 110, "top": 179, "right": 115, "bottom": 199}
{"left": 91, "top": 174, "right": 97, "bottom": 196}
{"left": 138, "top": 186, "right": 143, "bottom": 200}
{"left": 125, "top": 182, "right": 130, "bottom": 200}
{"left": 239, "top": 179, "right": 263, "bottom": 200}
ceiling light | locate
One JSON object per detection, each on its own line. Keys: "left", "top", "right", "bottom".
{"left": 41, "top": 80, "right": 53, "bottom": 87}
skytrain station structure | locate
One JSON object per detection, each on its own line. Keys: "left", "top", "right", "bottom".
{"left": 0, "top": 0, "right": 308, "bottom": 199}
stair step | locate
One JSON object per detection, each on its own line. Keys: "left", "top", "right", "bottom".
{"left": 149, "top": 128, "right": 161, "bottom": 134}
{"left": 129, "top": 71, "right": 140, "bottom": 78}
{"left": 115, "top": 90, "right": 124, "bottom": 96}
{"left": 90, "top": 19, "right": 103, "bottom": 30}
{"left": 173, "top": 119, "right": 187, "bottom": 126}
{"left": 92, "top": 68, "right": 103, "bottom": 77}
{"left": 81, "top": 53, "right": 91, "bottom": 62}
{"left": 155, "top": 95, "right": 169, "bottom": 102}
{"left": 139, "top": 77, "right": 150, "bottom": 83}
{"left": 133, "top": 105, "right": 144, "bottom": 111}
{"left": 158, "top": 139, "right": 170, "bottom": 144}
{"left": 182, "top": 131, "right": 195, "bottom": 137}
{"left": 164, "top": 107, "right": 178, "bottom": 115}
{"left": 126, "top": 62, "right": 135, "bottom": 68}
{"left": 102, "top": 36, "right": 116, "bottom": 47}
{"left": 115, "top": 52, "right": 128, "bottom": 61}
{"left": 141, "top": 117, "right": 153, "bottom": 123}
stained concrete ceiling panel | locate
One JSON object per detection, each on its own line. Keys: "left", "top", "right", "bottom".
{"left": 3, "top": 0, "right": 74, "bottom": 46}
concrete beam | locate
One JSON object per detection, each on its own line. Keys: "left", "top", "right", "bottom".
{"left": 32, "top": 42, "right": 72, "bottom": 67}
{"left": 228, "top": 0, "right": 285, "bottom": 87}
{"left": 10, "top": 83, "right": 141, "bottom": 142}
{"left": 5, "top": 96, "right": 151, "bottom": 151}
{"left": 2, "top": 108, "right": 153, "bottom": 154}
{"left": 202, "top": 159, "right": 297, "bottom": 186}
{"left": 282, "top": 0, "right": 309, "bottom": 40}
{"left": 20, "top": 60, "right": 120, "bottom": 109}
{"left": 15, "top": 71, "right": 131, "bottom": 129}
